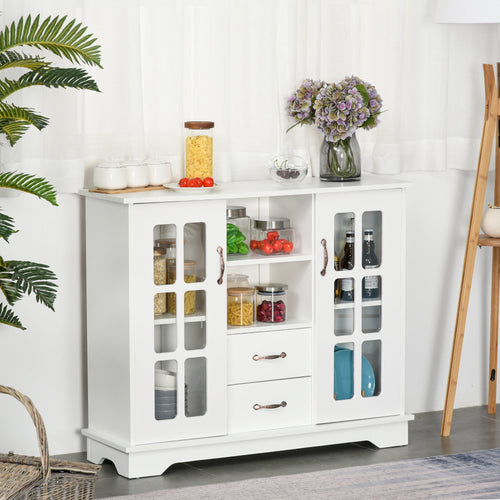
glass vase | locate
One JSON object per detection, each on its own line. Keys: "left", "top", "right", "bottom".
{"left": 320, "top": 134, "right": 361, "bottom": 182}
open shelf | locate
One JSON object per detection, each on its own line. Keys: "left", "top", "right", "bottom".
{"left": 227, "top": 319, "right": 313, "bottom": 335}
{"left": 227, "top": 252, "right": 313, "bottom": 266}
{"left": 154, "top": 310, "right": 206, "bottom": 325}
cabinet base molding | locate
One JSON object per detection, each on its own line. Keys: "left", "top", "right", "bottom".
{"left": 83, "top": 414, "right": 413, "bottom": 478}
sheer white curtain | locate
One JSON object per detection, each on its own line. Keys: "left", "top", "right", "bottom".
{"left": 0, "top": 0, "right": 498, "bottom": 192}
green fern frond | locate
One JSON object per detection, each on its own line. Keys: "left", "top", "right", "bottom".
{"left": 6, "top": 260, "right": 57, "bottom": 310}
{"left": 0, "top": 210, "right": 18, "bottom": 242}
{"left": 0, "top": 302, "right": 25, "bottom": 330}
{"left": 0, "top": 14, "right": 102, "bottom": 68}
{"left": 0, "top": 172, "right": 57, "bottom": 206}
{"left": 0, "top": 50, "right": 48, "bottom": 71}
{"left": 0, "top": 264, "right": 23, "bottom": 305}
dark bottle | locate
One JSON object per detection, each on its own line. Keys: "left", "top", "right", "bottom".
{"left": 340, "top": 231, "right": 354, "bottom": 270}
{"left": 362, "top": 229, "right": 380, "bottom": 299}
{"left": 340, "top": 277, "right": 354, "bottom": 302}
{"left": 362, "top": 229, "right": 379, "bottom": 269}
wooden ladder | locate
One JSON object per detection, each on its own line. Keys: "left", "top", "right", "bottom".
{"left": 441, "top": 63, "right": 500, "bottom": 436}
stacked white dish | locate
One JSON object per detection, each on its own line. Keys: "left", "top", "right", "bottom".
{"left": 155, "top": 368, "right": 177, "bottom": 420}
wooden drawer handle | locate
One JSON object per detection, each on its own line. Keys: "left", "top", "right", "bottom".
{"left": 253, "top": 401, "right": 287, "bottom": 411}
{"left": 320, "top": 238, "right": 328, "bottom": 276}
{"left": 252, "top": 352, "right": 287, "bottom": 361}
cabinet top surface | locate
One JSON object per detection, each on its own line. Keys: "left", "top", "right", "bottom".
{"left": 79, "top": 174, "right": 410, "bottom": 205}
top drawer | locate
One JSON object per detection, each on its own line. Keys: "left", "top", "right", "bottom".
{"left": 227, "top": 329, "right": 311, "bottom": 385}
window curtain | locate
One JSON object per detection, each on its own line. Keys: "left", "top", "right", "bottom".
{"left": 0, "top": 0, "right": 499, "bottom": 193}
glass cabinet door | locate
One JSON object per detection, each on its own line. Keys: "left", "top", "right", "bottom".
{"left": 130, "top": 199, "right": 227, "bottom": 443}
{"left": 315, "top": 189, "right": 404, "bottom": 424}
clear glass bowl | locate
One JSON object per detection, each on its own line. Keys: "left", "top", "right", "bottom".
{"left": 269, "top": 154, "right": 309, "bottom": 184}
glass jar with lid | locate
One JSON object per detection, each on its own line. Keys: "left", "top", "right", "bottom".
{"left": 167, "top": 260, "right": 197, "bottom": 315}
{"left": 155, "top": 238, "right": 176, "bottom": 262}
{"left": 227, "top": 287, "right": 255, "bottom": 326}
{"left": 251, "top": 217, "right": 295, "bottom": 255}
{"left": 227, "top": 273, "right": 250, "bottom": 289}
{"left": 226, "top": 205, "right": 250, "bottom": 255}
{"left": 153, "top": 247, "right": 167, "bottom": 315}
{"left": 184, "top": 121, "right": 214, "bottom": 179}
{"left": 255, "top": 283, "right": 288, "bottom": 323}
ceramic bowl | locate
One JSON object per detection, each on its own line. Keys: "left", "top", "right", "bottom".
{"left": 481, "top": 206, "right": 500, "bottom": 238}
{"left": 269, "top": 154, "right": 309, "bottom": 184}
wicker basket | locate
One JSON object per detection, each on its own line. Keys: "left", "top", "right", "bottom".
{"left": 0, "top": 385, "right": 101, "bottom": 500}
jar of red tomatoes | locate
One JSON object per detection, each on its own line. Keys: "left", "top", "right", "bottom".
{"left": 250, "top": 217, "right": 294, "bottom": 255}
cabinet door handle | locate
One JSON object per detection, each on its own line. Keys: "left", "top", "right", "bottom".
{"left": 252, "top": 352, "right": 287, "bottom": 361}
{"left": 320, "top": 238, "right": 328, "bottom": 276}
{"left": 217, "top": 245, "right": 225, "bottom": 285}
{"left": 253, "top": 401, "right": 287, "bottom": 411}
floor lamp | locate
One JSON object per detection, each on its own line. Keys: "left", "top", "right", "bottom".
{"left": 435, "top": 0, "right": 500, "bottom": 436}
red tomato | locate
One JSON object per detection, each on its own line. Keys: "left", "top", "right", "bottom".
{"left": 279, "top": 238, "right": 288, "bottom": 245}
{"left": 267, "top": 231, "right": 279, "bottom": 241}
{"left": 262, "top": 241, "right": 273, "bottom": 254}
{"left": 282, "top": 241, "right": 294, "bottom": 253}
{"left": 179, "top": 177, "right": 189, "bottom": 187}
{"left": 193, "top": 177, "right": 203, "bottom": 187}
{"left": 250, "top": 240, "right": 258, "bottom": 250}
{"left": 272, "top": 239, "right": 283, "bottom": 252}
{"left": 187, "top": 178, "right": 198, "bottom": 187}
{"left": 203, "top": 177, "right": 214, "bottom": 187}
{"left": 257, "top": 241, "right": 263, "bottom": 250}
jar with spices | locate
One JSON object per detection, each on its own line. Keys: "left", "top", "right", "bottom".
{"left": 153, "top": 247, "right": 167, "bottom": 315}
{"left": 255, "top": 283, "right": 288, "bottom": 323}
{"left": 227, "top": 287, "right": 255, "bottom": 326}
{"left": 226, "top": 206, "right": 250, "bottom": 255}
{"left": 251, "top": 217, "right": 295, "bottom": 256}
{"left": 167, "top": 260, "right": 197, "bottom": 315}
{"left": 184, "top": 121, "right": 214, "bottom": 179}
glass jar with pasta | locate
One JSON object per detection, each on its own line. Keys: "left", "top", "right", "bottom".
{"left": 167, "top": 260, "right": 197, "bottom": 315}
{"left": 227, "top": 287, "right": 255, "bottom": 326}
{"left": 184, "top": 121, "right": 214, "bottom": 179}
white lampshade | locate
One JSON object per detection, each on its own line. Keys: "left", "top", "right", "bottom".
{"left": 435, "top": 0, "right": 500, "bottom": 23}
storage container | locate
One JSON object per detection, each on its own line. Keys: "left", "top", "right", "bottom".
{"left": 184, "top": 121, "right": 214, "bottom": 179}
{"left": 227, "top": 287, "right": 255, "bottom": 326}
{"left": 167, "top": 260, "right": 197, "bottom": 315}
{"left": 251, "top": 217, "right": 295, "bottom": 255}
{"left": 155, "top": 238, "right": 176, "bottom": 262}
{"left": 93, "top": 162, "right": 127, "bottom": 190}
{"left": 255, "top": 283, "right": 288, "bottom": 323}
{"left": 153, "top": 247, "right": 167, "bottom": 315}
{"left": 227, "top": 205, "right": 251, "bottom": 255}
{"left": 227, "top": 273, "right": 250, "bottom": 289}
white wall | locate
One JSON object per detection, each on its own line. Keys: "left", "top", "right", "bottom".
{"left": 0, "top": 167, "right": 496, "bottom": 455}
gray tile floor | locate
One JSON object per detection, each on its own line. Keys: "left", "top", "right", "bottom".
{"left": 57, "top": 405, "right": 500, "bottom": 499}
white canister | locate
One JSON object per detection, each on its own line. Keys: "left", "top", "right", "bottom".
{"left": 148, "top": 161, "right": 172, "bottom": 186}
{"left": 481, "top": 205, "right": 500, "bottom": 238}
{"left": 124, "top": 161, "right": 149, "bottom": 188}
{"left": 93, "top": 162, "right": 127, "bottom": 190}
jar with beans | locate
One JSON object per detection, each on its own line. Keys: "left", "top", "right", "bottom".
{"left": 153, "top": 247, "right": 167, "bottom": 315}
{"left": 255, "top": 283, "right": 288, "bottom": 323}
{"left": 227, "top": 287, "right": 255, "bottom": 326}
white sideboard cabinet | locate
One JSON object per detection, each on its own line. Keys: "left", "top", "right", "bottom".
{"left": 81, "top": 175, "right": 413, "bottom": 478}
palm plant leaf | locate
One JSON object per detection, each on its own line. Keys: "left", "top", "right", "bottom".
{"left": 0, "top": 50, "right": 48, "bottom": 71}
{"left": 0, "top": 14, "right": 102, "bottom": 68}
{"left": 0, "top": 67, "right": 100, "bottom": 101}
{"left": 0, "top": 118, "right": 31, "bottom": 146}
{"left": 5, "top": 260, "right": 57, "bottom": 310}
{"left": 0, "top": 102, "right": 48, "bottom": 130}
{"left": 0, "top": 172, "right": 57, "bottom": 206}
{"left": 0, "top": 210, "right": 18, "bottom": 242}
{"left": 0, "top": 302, "right": 25, "bottom": 330}
{"left": 0, "top": 264, "right": 23, "bottom": 305}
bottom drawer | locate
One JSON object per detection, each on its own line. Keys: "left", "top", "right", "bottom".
{"left": 228, "top": 377, "right": 311, "bottom": 434}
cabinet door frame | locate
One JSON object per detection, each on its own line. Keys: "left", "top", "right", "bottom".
{"left": 314, "top": 188, "right": 406, "bottom": 424}
{"left": 129, "top": 199, "right": 227, "bottom": 443}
